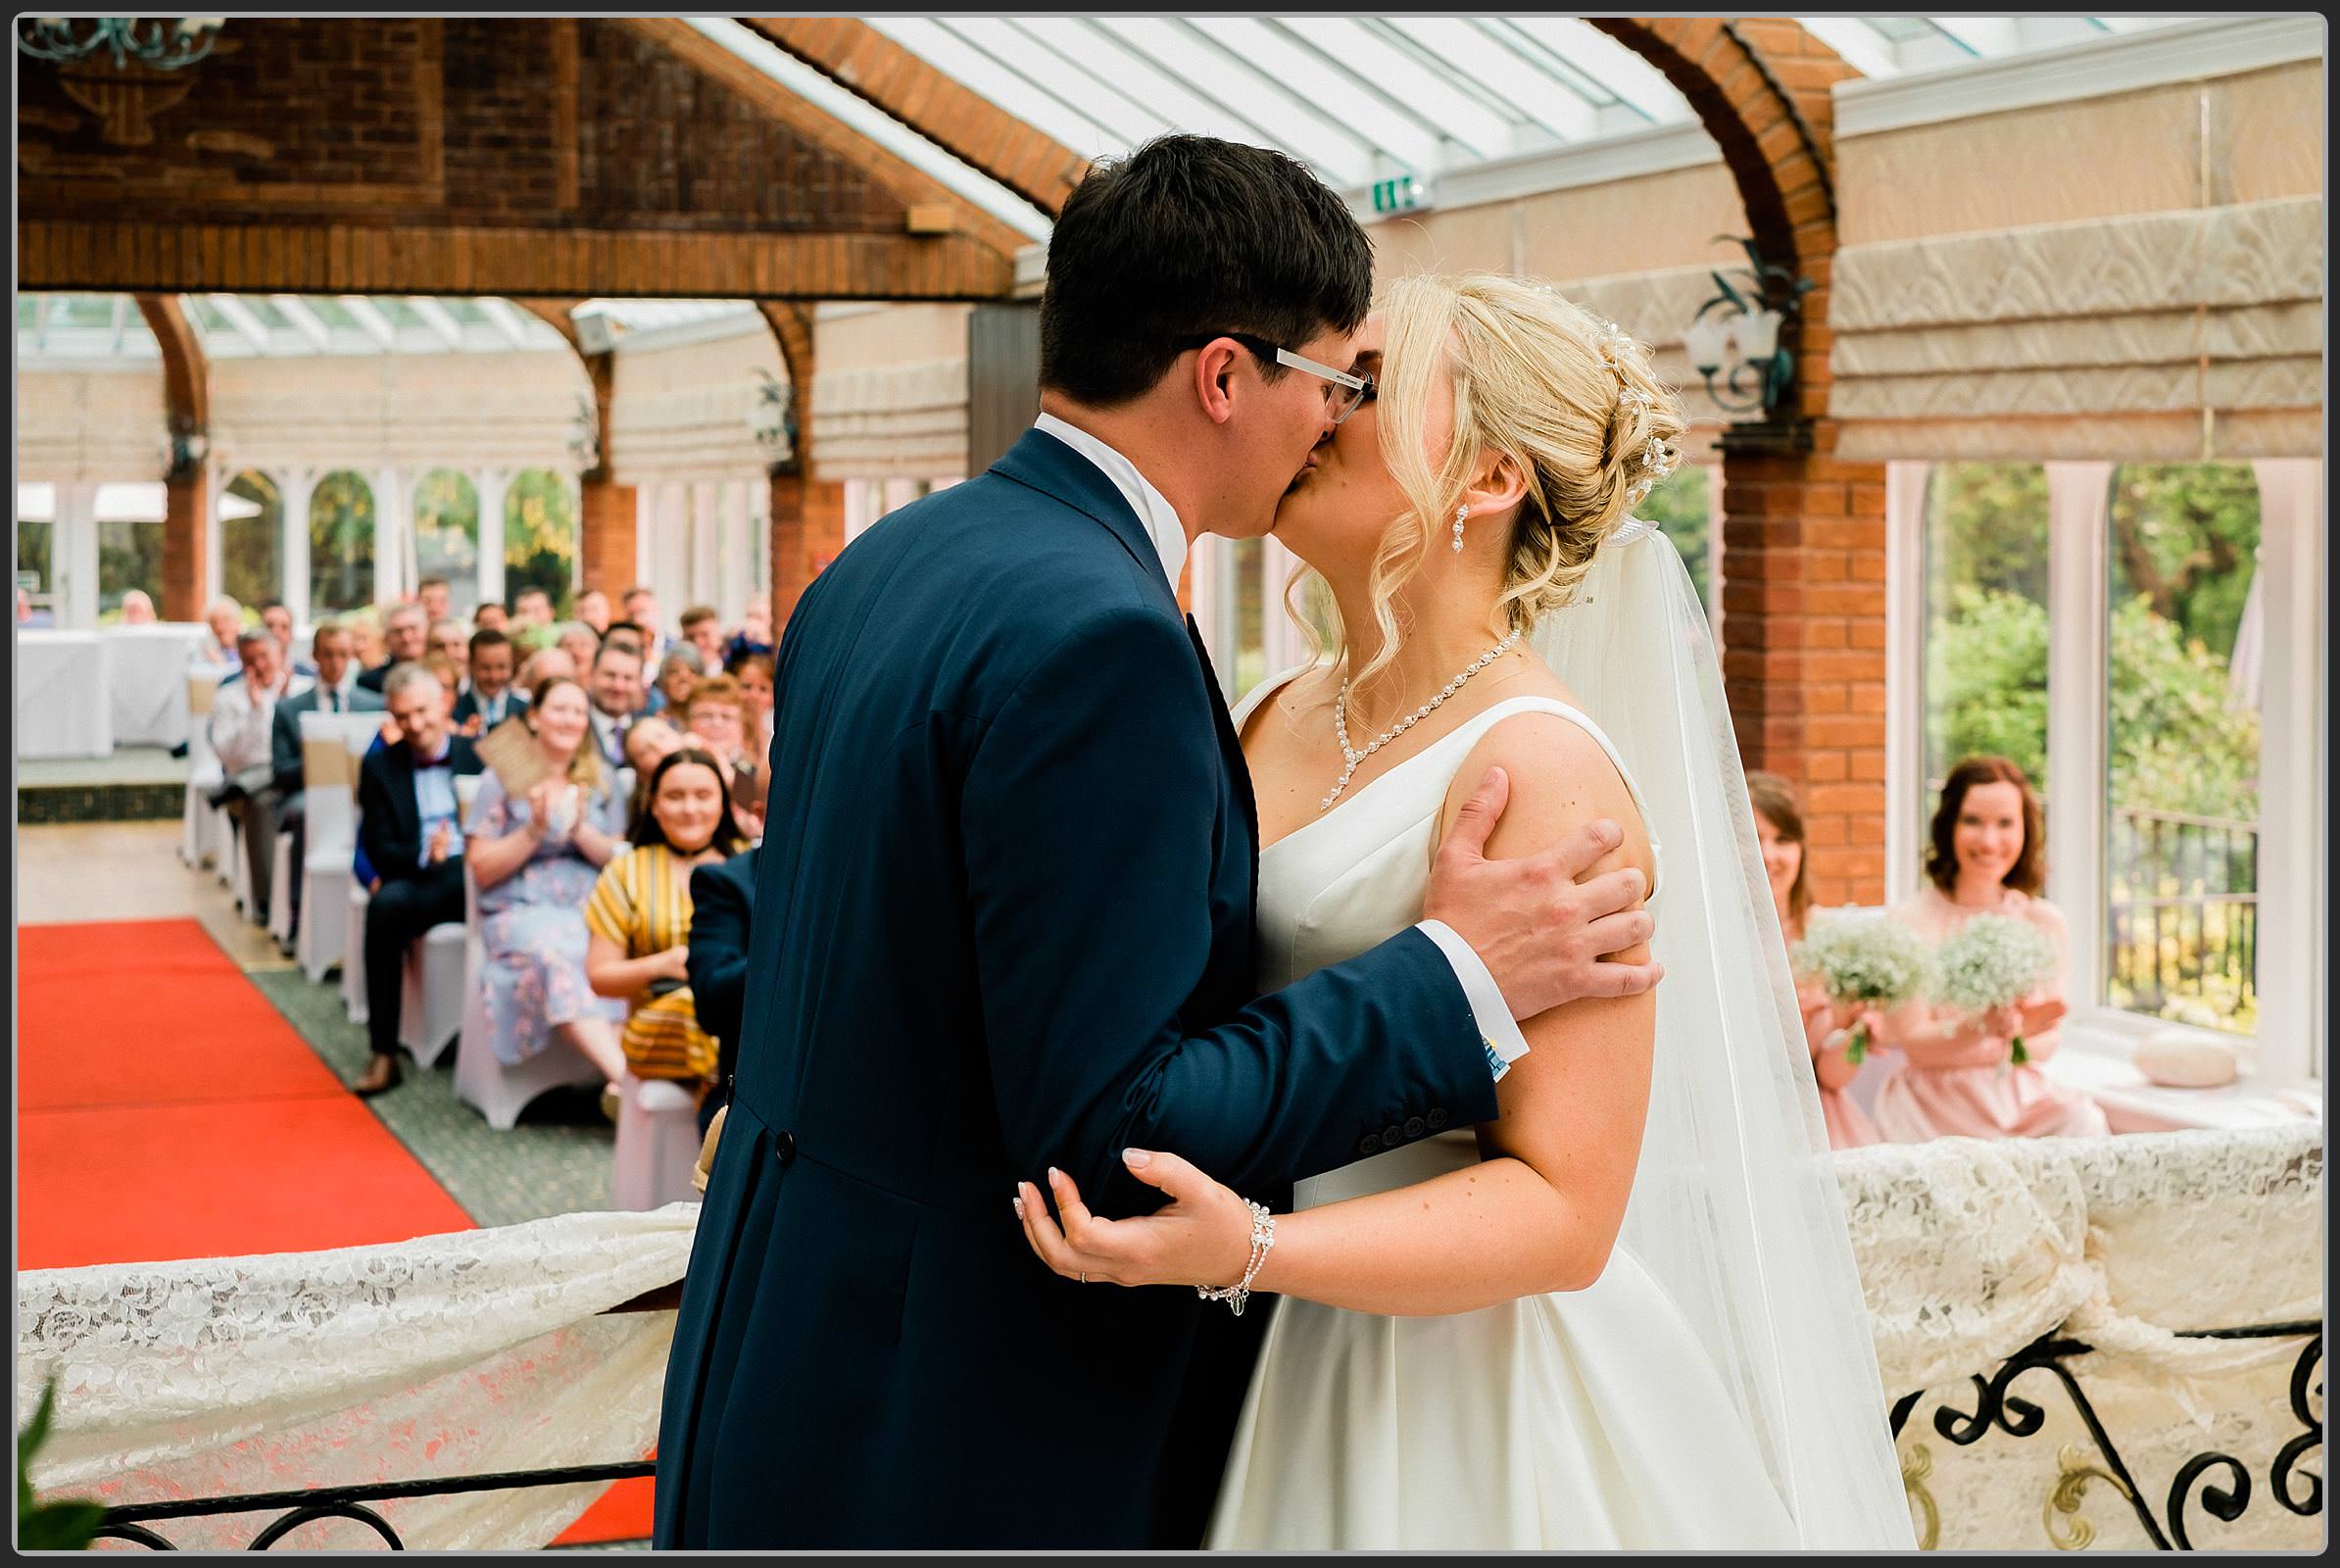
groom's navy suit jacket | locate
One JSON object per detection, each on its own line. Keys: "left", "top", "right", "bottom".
{"left": 652, "top": 428, "right": 1502, "bottom": 1549}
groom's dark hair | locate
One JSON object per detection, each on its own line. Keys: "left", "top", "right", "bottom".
{"left": 1039, "top": 134, "right": 1374, "bottom": 409}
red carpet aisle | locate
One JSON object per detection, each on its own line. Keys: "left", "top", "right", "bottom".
{"left": 16, "top": 917, "right": 653, "bottom": 1544}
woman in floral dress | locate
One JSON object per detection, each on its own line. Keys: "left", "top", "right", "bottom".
{"left": 463, "top": 674, "right": 630, "bottom": 1085}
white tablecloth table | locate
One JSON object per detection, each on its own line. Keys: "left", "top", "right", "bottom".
{"left": 102, "top": 623, "right": 220, "bottom": 749}
{"left": 15, "top": 630, "right": 115, "bottom": 760}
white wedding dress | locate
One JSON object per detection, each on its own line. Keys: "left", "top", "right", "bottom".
{"left": 1205, "top": 677, "right": 1801, "bottom": 1550}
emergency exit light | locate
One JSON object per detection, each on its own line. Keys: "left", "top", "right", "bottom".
{"left": 1370, "top": 173, "right": 1432, "bottom": 215}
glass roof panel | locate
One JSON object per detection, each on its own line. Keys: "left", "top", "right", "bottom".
{"left": 440, "top": 298, "right": 491, "bottom": 326}
{"left": 303, "top": 297, "right": 359, "bottom": 328}
{"left": 373, "top": 298, "right": 426, "bottom": 328}
{"left": 246, "top": 297, "right": 293, "bottom": 330}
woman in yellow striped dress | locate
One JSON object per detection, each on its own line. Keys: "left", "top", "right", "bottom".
{"left": 584, "top": 746, "right": 751, "bottom": 1106}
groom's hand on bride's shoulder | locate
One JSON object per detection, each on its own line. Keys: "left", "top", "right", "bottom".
{"left": 1423, "top": 764, "right": 1661, "bottom": 1020}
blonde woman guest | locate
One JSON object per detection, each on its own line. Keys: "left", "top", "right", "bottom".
{"left": 463, "top": 675, "right": 630, "bottom": 1089}
{"left": 1747, "top": 772, "right": 1877, "bottom": 1150}
{"left": 585, "top": 747, "right": 749, "bottom": 1106}
{"left": 1871, "top": 756, "right": 2107, "bottom": 1141}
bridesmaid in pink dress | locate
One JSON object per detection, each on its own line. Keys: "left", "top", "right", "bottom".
{"left": 1871, "top": 757, "right": 2109, "bottom": 1142}
{"left": 1747, "top": 773, "right": 1878, "bottom": 1150}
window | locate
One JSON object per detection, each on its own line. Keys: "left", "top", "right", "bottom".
{"left": 1921, "top": 463, "right": 2050, "bottom": 807}
{"left": 95, "top": 481, "right": 167, "bottom": 615}
{"left": 2103, "top": 464, "right": 2263, "bottom": 1036}
{"left": 310, "top": 470, "right": 376, "bottom": 612}
{"left": 220, "top": 470, "right": 282, "bottom": 612}
{"left": 17, "top": 483, "right": 55, "bottom": 611}
{"left": 413, "top": 468, "right": 481, "bottom": 615}
{"left": 504, "top": 469, "right": 577, "bottom": 615}
{"left": 1888, "top": 459, "right": 2323, "bottom": 1085}
{"left": 1641, "top": 463, "right": 1717, "bottom": 618}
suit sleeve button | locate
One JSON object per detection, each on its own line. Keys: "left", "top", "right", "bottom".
{"left": 1381, "top": 1126, "right": 1403, "bottom": 1148}
{"left": 1403, "top": 1116, "right": 1425, "bottom": 1138}
{"left": 1359, "top": 1135, "right": 1380, "bottom": 1155}
{"left": 1426, "top": 1108, "right": 1449, "bottom": 1130}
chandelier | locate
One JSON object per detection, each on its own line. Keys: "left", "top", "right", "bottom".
{"left": 16, "top": 17, "right": 224, "bottom": 70}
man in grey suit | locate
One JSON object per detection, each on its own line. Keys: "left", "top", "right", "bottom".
{"left": 270, "top": 621, "right": 385, "bottom": 937}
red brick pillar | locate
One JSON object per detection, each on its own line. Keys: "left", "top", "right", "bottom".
{"left": 1718, "top": 421, "right": 1888, "bottom": 907}
{"left": 160, "top": 462, "right": 210, "bottom": 623}
{"left": 767, "top": 471, "right": 847, "bottom": 629}
{"left": 579, "top": 479, "right": 638, "bottom": 599}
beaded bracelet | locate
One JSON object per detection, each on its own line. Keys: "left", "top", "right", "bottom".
{"left": 1196, "top": 1199, "right": 1276, "bottom": 1317}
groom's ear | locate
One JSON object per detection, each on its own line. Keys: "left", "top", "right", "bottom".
{"left": 1191, "top": 339, "right": 1243, "bottom": 426}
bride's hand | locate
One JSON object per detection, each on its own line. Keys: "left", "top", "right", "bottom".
{"left": 1014, "top": 1151, "right": 1255, "bottom": 1291}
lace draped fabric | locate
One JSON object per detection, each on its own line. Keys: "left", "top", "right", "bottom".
{"left": 14, "top": 1132, "right": 2318, "bottom": 1549}
{"left": 1838, "top": 1123, "right": 2322, "bottom": 1552}
{"left": 15, "top": 1204, "right": 700, "bottom": 1551}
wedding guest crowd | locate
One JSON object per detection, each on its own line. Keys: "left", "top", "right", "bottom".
{"left": 189, "top": 580, "right": 781, "bottom": 1115}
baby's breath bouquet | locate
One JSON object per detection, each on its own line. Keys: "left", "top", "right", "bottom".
{"left": 1789, "top": 909, "right": 1932, "bottom": 1064}
{"left": 1930, "top": 912, "right": 2058, "bottom": 1064}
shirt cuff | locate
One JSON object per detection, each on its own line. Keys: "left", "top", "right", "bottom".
{"left": 1415, "top": 919, "right": 1533, "bottom": 1082}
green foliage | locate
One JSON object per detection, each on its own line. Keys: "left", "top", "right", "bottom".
{"left": 221, "top": 471, "right": 282, "bottom": 612}
{"left": 504, "top": 469, "right": 577, "bottom": 615}
{"left": 96, "top": 518, "right": 166, "bottom": 613}
{"left": 17, "top": 1378, "right": 103, "bottom": 1551}
{"left": 18, "top": 517, "right": 54, "bottom": 597}
{"left": 1639, "top": 465, "right": 1710, "bottom": 612}
{"left": 310, "top": 470, "right": 376, "bottom": 612}
{"left": 1926, "top": 463, "right": 2049, "bottom": 609}
{"left": 2108, "top": 593, "right": 2261, "bottom": 821}
{"left": 412, "top": 469, "right": 481, "bottom": 596}
{"left": 2109, "top": 464, "right": 2261, "bottom": 659}
{"left": 1926, "top": 584, "right": 2050, "bottom": 792}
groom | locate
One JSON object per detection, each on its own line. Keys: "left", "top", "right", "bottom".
{"left": 653, "top": 135, "right": 1659, "bottom": 1549}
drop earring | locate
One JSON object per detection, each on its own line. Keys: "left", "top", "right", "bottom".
{"left": 1452, "top": 503, "right": 1468, "bottom": 553}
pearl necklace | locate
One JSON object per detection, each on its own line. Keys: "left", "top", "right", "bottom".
{"left": 1323, "top": 629, "right": 1525, "bottom": 810}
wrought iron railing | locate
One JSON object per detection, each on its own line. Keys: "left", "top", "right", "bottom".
{"left": 82, "top": 1298, "right": 2318, "bottom": 1551}
{"left": 2106, "top": 805, "right": 2259, "bottom": 1028}
{"left": 1890, "top": 1321, "right": 2319, "bottom": 1551}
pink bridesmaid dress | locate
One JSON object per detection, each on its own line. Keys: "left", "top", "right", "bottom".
{"left": 1794, "top": 975, "right": 1880, "bottom": 1150}
{"left": 1870, "top": 887, "right": 2110, "bottom": 1142}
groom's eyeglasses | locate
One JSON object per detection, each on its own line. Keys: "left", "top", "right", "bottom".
{"left": 1178, "top": 332, "right": 1376, "bottom": 425}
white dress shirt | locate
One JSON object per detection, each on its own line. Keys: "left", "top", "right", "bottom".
{"left": 314, "top": 671, "right": 359, "bottom": 714}
{"left": 1029, "top": 415, "right": 1533, "bottom": 1078}
{"left": 211, "top": 670, "right": 314, "bottom": 778}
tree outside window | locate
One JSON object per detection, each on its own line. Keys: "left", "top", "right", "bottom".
{"left": 504, "top": 469, "right": 576, "bottom": 616}
{"left": 310, "top": 470, "right": 376, "bottom": 613}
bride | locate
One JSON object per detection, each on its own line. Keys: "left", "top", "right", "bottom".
{"left": 1015, "top": 273, "right": 1916, "bottom": 1550}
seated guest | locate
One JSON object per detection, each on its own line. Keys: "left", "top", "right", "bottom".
{"left": 465, "top": 675, "right": 631, "bottom": 1093}
{"left": 357, "top": 604, "right": 429, "bottom": 693}
{"left": 197, "top": 596, "right": 244, "bottom": 664}
{"left": 685, "top": 845, "right": 760, "bottom": 1136}
{"left": 347, "top": 612, "right": 387, "bottom": 672}
{"left": 621, "top": 715, "right": 686, "bottom": 826}
{"left": 258, "top": 601, "right": 317, "bottom": 678}
{"left": 517, "top": 645, "right": 577, "bottom": 692}
{"left": 722, "top": 600, "right": 774, "bottom": 667}
{"left": 119, "top": 588, "right": 159, "bottom": 625}
{"left": 554, "top": 619, "right": 601, "bottom": 674}
{"left": 575, "top": 587, "right": 611, "bottom": 637}
{"left": 1747, "top": 772, "right": 1877, "bottom": 1151}
{"left": 727, "top": 651, "right": 775, "bottom": 763}
{"left": 210, "top": 627, "right": 312, "bottom": 926}
{"left": 352, "top": 663, "right": 484, "bottom": 1097}
{"left": 416, "top": 574, "right": 453, "bottom": 626}
{"left": 680, "top": 605, "right": 727, "bottom": 683}
{"left": 270, "top": 621, "right": 385, "bottom": 929}
{"left": 621, "top": 585, "right": 667, "bottom": 663}
{"left": 680, "top": 674, "right": 763, "bottom": 838}
{"left": 1872, "top": 756, "right": 2106, "bottom": 1142}
{"left": 585, "top": 748, "right": 750, "bottom": 1109}
{"left": 472, "top": 600, "right": 510, "bottom": 634}
{"left": 587, "top": 640, "right": 646, "bottom": 768}
{"left": 513, "top": 586, "right": 555, "bottom": 630}
{"left": 453, "top": 627, "right": 525, "bottom": 733}
{"left": 429, "top": 618, "right": 471, "bottom": 683}
{"left": 646, "top": 645, "right": 703, "bottom": 718}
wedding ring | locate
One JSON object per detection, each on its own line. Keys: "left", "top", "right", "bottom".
{"left": 1078, "top": 1272, "right": 1088, "bottom": 1284}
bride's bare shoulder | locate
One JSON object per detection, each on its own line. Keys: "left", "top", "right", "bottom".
{"left": 1436, "top": 694, "right": 1653, "bottom": 882}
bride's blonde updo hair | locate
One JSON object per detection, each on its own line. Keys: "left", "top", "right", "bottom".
{"left": 1296, "top": 271, "right": 1687, "bottom": 705}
